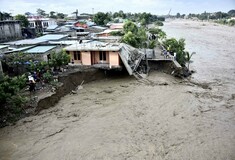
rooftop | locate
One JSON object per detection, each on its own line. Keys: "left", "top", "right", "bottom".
{"left": 0, "top": 20, "right": 20, "bottom": 24}
{"left": 96, "top": 29, "right": 120, "bottom": 34}
{"left": 64, "top": 41, "right": 121, "bottom": 51}
{"left": 46, "top": 25, "right": 59, "bottom": 30}
{"left": 0, "top": 45, "right": 9, "bottom": 50}
{"left": 48, "top": 40, "right": 86, "bottom": 45}
{"left": 24, "top": 46, "right": 57, "bottom": 54}
{"left": 3, "top": 39, "right": 47, "bottom": 46}
{"left": 36, "top": 34, "right": 68, "bottom": 41}
{"left": 4, "top": 46, "right": 35, "bottom": 54}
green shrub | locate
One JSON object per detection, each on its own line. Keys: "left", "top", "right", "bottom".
{"left": 43, "top": 71, "right": 53, "bottom": 83}
{"left": 0, "top": 74, "right": 27, "bottom": 123}
{"left": 110, "top": 31, "right": 124, "bottom": 36}
{"left": 148, "top": 28, "right": 166, "bottom": 39}
{"left": 228, "top": 19, "right": 235, "bottom": 26}
{"left": 162, "top": 38, "right": 188, "bottom": 66}
{"left": 155, "top": 21, "right": 164, "bottom": 26}
{"left": 49, "top": 50, "right": 70, "bottom": 68}
{"left": 0, "top": 75, "right": 26, "bottom": 104}
{"left": 149, "top": 40, "right": 156, "bottom": 49}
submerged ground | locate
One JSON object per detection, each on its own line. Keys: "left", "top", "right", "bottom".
{"left": 0, "top": 20, "right": 235, "bottom": 160}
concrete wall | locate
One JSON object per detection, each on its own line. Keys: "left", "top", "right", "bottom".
{"left": 68, "top": 50, "right": 120, "bottom": 68}
{"left": 109, "top": 51, "right": 119, "bottom": 67}
{"left": 0, "top": 21, "right": 22, "bottom": 42}
{"left": 69, "top": 51, "right": 82, "bottom": 64}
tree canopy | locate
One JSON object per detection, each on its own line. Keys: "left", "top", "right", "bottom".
{"left": 37, "top": 8, "right": 46, "bottom": 16}
{"left": 121, "top": 21, "right": 147, "bottom": 48}
{"left": 15, "top": 14, "right": 29, "bottom": 27}
{"left": 123, "top": 21, "right": 138, "bottom": 34}
{"left": 0, "top": 12, "right": 12, "bottom": 21}
{"left": 93, "top": 12, "right": 111, "bottom": 26}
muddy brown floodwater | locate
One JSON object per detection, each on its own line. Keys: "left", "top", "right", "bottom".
{"left": 0, "top": 20, "right": 235, "bottom": 160}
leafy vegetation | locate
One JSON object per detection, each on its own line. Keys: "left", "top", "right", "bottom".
{"left": 0, "top": 74, "right": 28, "bottom": 125}
{"left": 154, "top": 21, "right": 164, "bottom": 26}
{"left": 123, "top": 21, "right": 138, "bottom": 34}
{"left": 43, "top": 71, "right": 53, "bottom": 83}
{"left": 93, "top": 12, "right": 111, "bottom": 25}
{"left": 110, "top": 31, "right": 124, "bottom": 36}
{"left": 0, "top": 11, "right": 12, "bottom": 20}
{"left": 36, "top": 8, "right": 46, "bottom": 16}
{"left": 148, "top": 40, "right": 157, "bottom": 49}
{"left": 15, "top": 14, "right": 29, "bottom": 28}
{"left": 162, "top": 38, "right": 191, "bottom": 66}
{"left": 0, "top": 49, "right": 71, "bottom": 126}
{"left": 49, "top": 50, "right": 70, "bottom": 68}
{"left": 148, "top": 28, "right": 166, "bottom": 39}
{"left": 214, "top": 19, "right": 235, "bottom": 26}
{"left": 121, "top": 21, "right": 147, "bottom": 48}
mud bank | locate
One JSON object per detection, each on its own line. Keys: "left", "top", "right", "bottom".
{"left": 36, "top": 68, "right": 105, "bottom": 112}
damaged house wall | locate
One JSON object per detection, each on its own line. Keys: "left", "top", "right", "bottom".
{"left": 64, "top": 41, "right": 145, "bottom": 75}
{"left": 0, "top": 21, "right": 22, "bottom": 42}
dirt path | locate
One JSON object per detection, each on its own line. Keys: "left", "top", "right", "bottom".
{"left": 0, "top": 20, "right": 235, "bottom": 160}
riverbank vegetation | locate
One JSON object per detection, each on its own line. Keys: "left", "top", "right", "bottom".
{"left": 175, "top": 10, "right": 235, "bottom": 26}
{"left": 0, "top": 50, "right": 70, "bottom": 127}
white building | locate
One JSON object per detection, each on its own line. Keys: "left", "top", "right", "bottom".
{"left": 27, "top": 15, "right": 57, "bottom": 31}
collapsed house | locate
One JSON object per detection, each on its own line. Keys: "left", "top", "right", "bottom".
{"left": 64, "top": 41, "right": 145, "bottom": 76}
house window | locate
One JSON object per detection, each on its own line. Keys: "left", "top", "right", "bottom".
{"left": 74, "top": 51, "right": 81, "bottom": 60}
{"left": 29, "top": 23, "right": 35, "bottom": 28}
{"left": 99, "top": 51, "right": 106, "bottom": 61}
{"left": 43, "top": 22, "right": 48, "bottom": 27}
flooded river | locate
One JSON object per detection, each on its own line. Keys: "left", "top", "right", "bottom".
{"left": 0, "top": 20, "right": 235, "bottom": 160}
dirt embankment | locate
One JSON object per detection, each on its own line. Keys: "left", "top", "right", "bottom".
{"left": 36, "top": 68, "right": 105, "bottom": 113}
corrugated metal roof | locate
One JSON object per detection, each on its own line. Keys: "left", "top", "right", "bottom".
{"left": 3, "top": 39, "right": 47, "bottom": 45}
{"left": 36, "top": 34, "right": 68, "bottom": 41}
{"left": 48, "top": 40, "right": 78, "bottom": 45}
{"left": 4, "top": 46, "right": 35, "bottom": 54}
{"left": 0, "top": 45, "right": 9, "bottom": 49}
{"left": 25, "top": 46, "right": 56, "bottom": 54}
{"left": 46, "top": 25, "right": 58, "bottom": 30}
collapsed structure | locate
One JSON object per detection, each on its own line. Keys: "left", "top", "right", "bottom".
{"left": 64, "top": 41, "right": 145, "bottom": 76}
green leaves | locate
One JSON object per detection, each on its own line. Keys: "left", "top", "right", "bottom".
{"left": 148, "top": 28, "right": 166, "bottom": 39}
{"left": 123, "top": 21, "right": 138, "bottom": 34}
{"left": 49, "top": 50, "right": 70, "bottom": 68}
{"left": 93, "top": 12, "right": 111, "bottom": 26}
{"left": 0, "top": 74, "right": 26, "bottom": 104}
{"left": 15, "top": 14, "right": 29, "bottom": 28}
{"left": 162, "top": 38, "right": 195, "bottom": 68}
{"left": 122, "top": 31, "right": 138, "bottom": 48}
{"left": 162, "top": 38, "right": 187, "bottom": 66}
{"left": 121, "top": 21, "right": 147, "bottom": 48}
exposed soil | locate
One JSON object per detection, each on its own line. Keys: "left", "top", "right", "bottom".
{"left": 0, "top": 20, "right": 235, "bottom": 160}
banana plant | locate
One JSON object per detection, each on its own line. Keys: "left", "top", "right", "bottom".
{"left": 185, "top": 52, "right": 196, "bottom": 70}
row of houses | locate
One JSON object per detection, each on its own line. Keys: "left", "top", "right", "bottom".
{"left": 0, "top": 16, "right": 181, "bottom": 78}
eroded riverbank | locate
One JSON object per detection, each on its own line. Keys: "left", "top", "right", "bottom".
{"left": 0, "top": 20, "right": 235, "bottom": 160}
